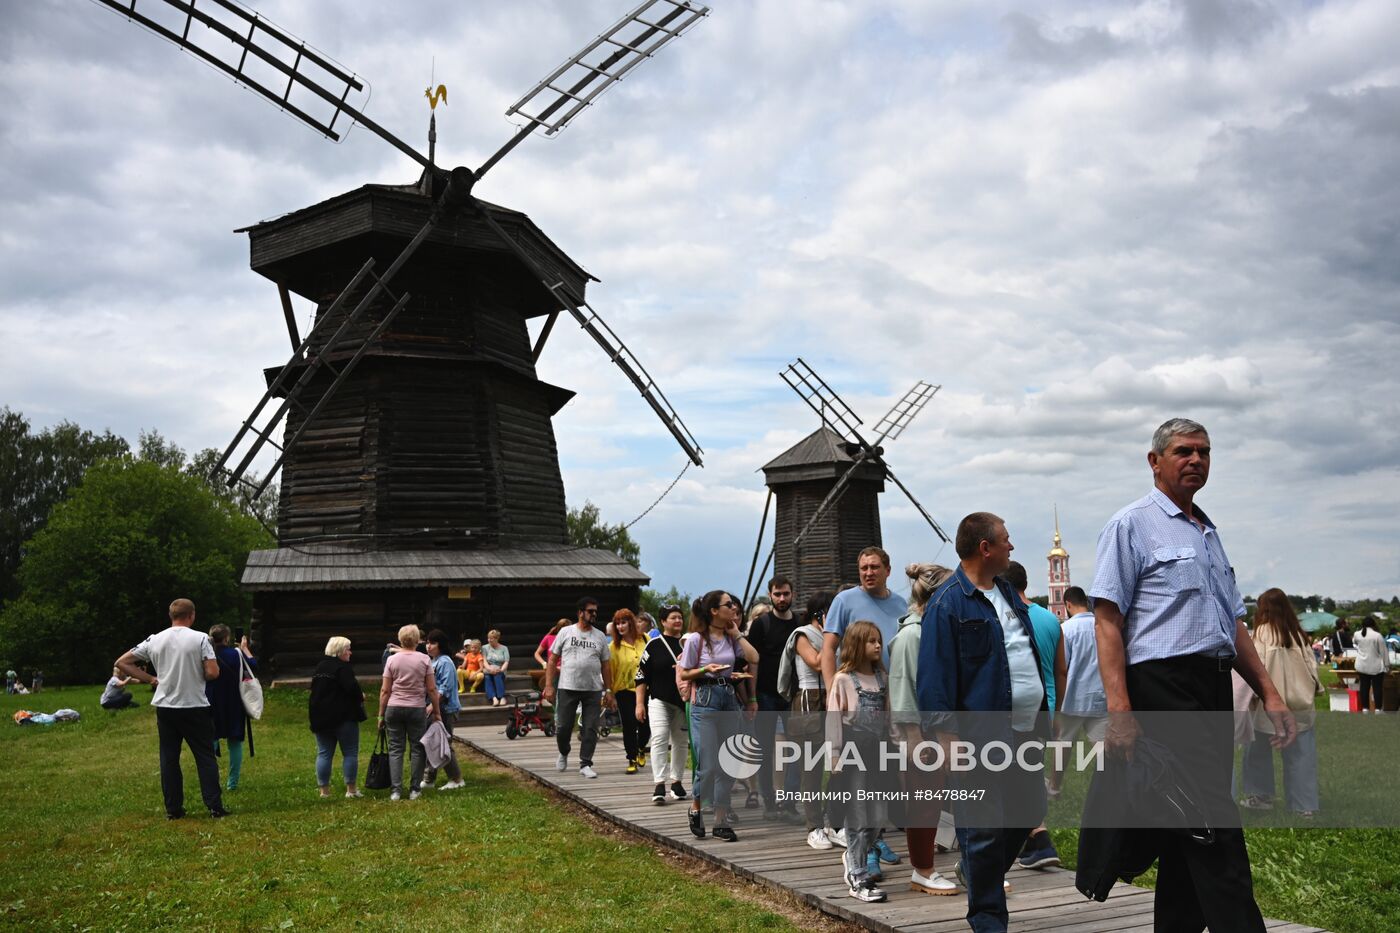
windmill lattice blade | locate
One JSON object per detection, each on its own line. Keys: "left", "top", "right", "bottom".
{"left": 791, "top": 465, "right": 860, "bottom": 551}
{"left": 780, "top": 358, "right": 867, "bottom": 445}
{"left": 213, "top": 217, "right": 439, "bottom": 493}
{"left": 873, "top": 382, "right": 940, "bottom": 445}
{"left": 469, "top": 202, "right": 704, "bottom": 467}
{"left": 883, "top": 464, "right": 951, "bottom": 544}
{"left": 91, "top": 0, "right": 429, "bottom": 168}
{"left": 505, "top": 0, "right": 709, "bottom": 137}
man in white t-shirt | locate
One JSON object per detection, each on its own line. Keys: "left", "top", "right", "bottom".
{"left": 543, "top": 596, "right": 615, "bottom": 779}
{"left": 116, "top": 598, "right": 225, "bottom": 820}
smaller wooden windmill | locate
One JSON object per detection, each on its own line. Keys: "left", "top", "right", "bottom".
{"left": 744, "top": 359, "right": 948, "bottom": 605}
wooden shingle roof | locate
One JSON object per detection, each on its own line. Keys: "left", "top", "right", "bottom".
{"left": 241, "top": 544, "right": 649, "bottom": 591}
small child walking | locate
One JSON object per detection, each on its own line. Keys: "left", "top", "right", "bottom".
{"left": 829, "top": 620, "right": 893, "bottom": 903}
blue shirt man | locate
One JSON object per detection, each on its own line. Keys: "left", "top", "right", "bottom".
{"left": 820, "top": 546, "right": 905, "bottom": 689}
{"left": 1089, "top": 418, "right": 1293, "bottom": 933}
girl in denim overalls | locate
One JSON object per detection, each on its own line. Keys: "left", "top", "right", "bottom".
{"left": 830, "top": 619, "right": 894, "bottom": 902}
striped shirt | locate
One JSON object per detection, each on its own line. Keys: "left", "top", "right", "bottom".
{"left": 1059, "top": 611, "right": 1106, "bottom": 714}
{"left": 1089, "top": 488, "right": 1244, "bottom": 666}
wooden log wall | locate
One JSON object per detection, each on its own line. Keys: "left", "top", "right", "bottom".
{"left": 253, "top": 584, "right": 641, "bottom": 678}
{"left": 275, "top": 358, "right": 570, "bottom": 549}
{"left": 773, "top": 478, "right": 884, "bottom": 604}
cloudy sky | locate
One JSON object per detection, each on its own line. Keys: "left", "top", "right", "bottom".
{"left": 3, "top": 0, "right": 1397, "bottom": 601}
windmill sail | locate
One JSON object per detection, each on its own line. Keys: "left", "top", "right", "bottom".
{"left": 92, "top": 0, "right": 428, "bottom": 166}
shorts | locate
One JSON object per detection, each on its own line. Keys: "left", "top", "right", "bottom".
{"left": 1056, "top": 713, "right": 1108, "bottom": 744}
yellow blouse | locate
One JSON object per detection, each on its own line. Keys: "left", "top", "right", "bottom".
{"left": 610, "top": 636, "right": 648, "bottom": 693}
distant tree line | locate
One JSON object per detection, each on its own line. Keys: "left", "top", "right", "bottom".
{"left": 0, "top": 408, "right": 276, "bottom": 683}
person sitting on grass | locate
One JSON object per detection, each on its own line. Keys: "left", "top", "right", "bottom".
{"left": 101, "top": 666, "right": 140, "bottom": 710}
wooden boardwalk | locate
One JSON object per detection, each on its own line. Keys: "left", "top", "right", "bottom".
{"left": 455, "top": 724, "right": 1326, "bottom": 932}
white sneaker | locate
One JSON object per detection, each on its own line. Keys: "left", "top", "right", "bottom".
{"left": 910, "top": 868, "right": 959, "bottom": 895}
{"left": 826, "top": 827, "right": 848, "bottom": 847}
{"left": 409, "top": 789, "right": 422, "bottom": 800}
{"left": 440, "top": 780, "right": 465, "bottom": 791}
{"left": 580, "top": 765, "right": 598, "bottom": 779}
{"left": 846, "top": 874, "right": 887, "bottom": 903}
{"left": 807, "top": 828, "right": 834, "bottom": 850}
{"left": 418, "top": 780, "right": 433, "bottom": 791}
{"left": 556, "top": 754, "right": 568, "bottom": 772}
{"left": 389, "top": 790, "right": 401, "bottom": 801}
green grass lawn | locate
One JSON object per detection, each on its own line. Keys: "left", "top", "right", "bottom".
{"left": 0, "top": 685, "right": 803, "bottom": 932}
{"left": 5, "top": 682, "right": 1395, "bottom": 932}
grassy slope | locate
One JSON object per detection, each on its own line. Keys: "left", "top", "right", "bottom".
{"left": 0, "top": 686, "right": 795, "bottom": 932}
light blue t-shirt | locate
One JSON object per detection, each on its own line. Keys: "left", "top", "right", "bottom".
{"left": 1025, "top": 602, "right": 1062, "bottom": 715}
{"left": 983, "top": 585, "right": 1044, "bottom": 731}
{"left": 824, "top": 586, "right": 907, "bottom": 669}
{"left": 1060, "top": 611, "right": 1106, "bottom": 715}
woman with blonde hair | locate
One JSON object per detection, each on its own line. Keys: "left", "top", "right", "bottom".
{"left": 309, "top": 636, "right": 367, "bottom": 798}
{"left": 888, "top": 563, "right": 959, "bottom": 895}
{"left": 458, "top": 640, "right": 485, "bottom": 695}
{"left": 610, "top": 609, "right": 650, "bottom": 773}
{"left": 378, "top": 624, "right": 441, "bottom": 800}
{"left": 482, "top": 630, "right": 511, "bottom": 706}
{"left": 1239, "top": 588, "right": 1323, "bottom": 817}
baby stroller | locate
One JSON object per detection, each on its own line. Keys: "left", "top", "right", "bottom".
{"left": 505, "top": 691, "right": 555, "bottom": 740}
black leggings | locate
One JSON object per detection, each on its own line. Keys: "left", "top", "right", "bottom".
{"left": 1357, "top": 672, "right": 1385, "bottom": 711}
{"left": 615, "top": 689, "right": 643, "bottom": 761}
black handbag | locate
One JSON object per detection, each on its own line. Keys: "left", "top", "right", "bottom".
{"left": 364, "top": 726, "right": 391, "bottom": 790}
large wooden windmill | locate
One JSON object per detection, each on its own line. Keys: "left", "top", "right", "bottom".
{"left": 94, "top": 0, "right": 710, "bottom": 675}
{"left": 744, "top": 359, "right": 949, "bottom": 605}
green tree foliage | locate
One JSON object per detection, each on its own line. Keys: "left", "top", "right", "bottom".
{"left": 0, "top": 458, "right": 272, "bottom": 683}
{"left": 0, "top": 408, "right": 129, "bottom": 603}
{"left": 566, "top": 501, "right": 640, "bottom": 568}
{"left": 640, "top": 585, "right": 694, "bottom": 621}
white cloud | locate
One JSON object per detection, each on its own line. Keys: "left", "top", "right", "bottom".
{"left": 2, "top": 0, "right": 1397, "bottom": 600}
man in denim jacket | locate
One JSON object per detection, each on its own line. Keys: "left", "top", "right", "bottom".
{"left": 916, "top": 512, "right": 1048, "bottom": 933}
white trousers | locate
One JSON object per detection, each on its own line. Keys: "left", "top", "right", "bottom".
{"left": 648, "top": 698, "right": 688, "bottom": 783}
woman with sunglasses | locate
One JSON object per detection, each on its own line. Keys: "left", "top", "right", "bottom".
{"left": 679, "top": 590, "right": 759, "bottom": 841}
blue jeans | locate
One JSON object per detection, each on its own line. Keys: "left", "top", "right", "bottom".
{"left": 690, "top": 683, "right": 740, "bottom": 810}
{"left": 954, "top": 732, "right": 1046, "bottom": 933}
{"left": 1242, "top": 727, "right": 1319, "bottom": 813}
{"left": 484, "top": 672, "right": 506, "bottom": 701}
{"left": 315, "top": 720, "right": 361, "bottom": 787}
{"left": 755, "top": 691, "right": 801, "bottom": 804}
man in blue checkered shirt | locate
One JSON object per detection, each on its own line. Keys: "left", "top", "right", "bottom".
{"left": 1090, "top": 418, "right": 1296, "bottom": 933}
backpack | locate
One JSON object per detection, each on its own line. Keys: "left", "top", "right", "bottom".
{"left": 777, "top": 626, "right": 822, "bottom": 703}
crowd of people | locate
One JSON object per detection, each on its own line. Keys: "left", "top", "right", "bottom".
{"left": 100, "top": 418, "right": 1394, "bottom": 932}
